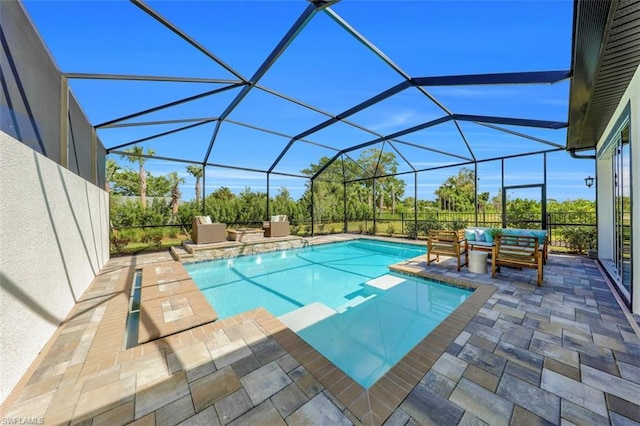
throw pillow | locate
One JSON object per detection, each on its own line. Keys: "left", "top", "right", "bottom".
{"left": 474, "top": 229, "right": 486, "bottom": 242}
{"left": 203, "top": 216, "right": 212, "bottom": 224}
{"left": 464, "top": 229, "right": 476, "bottom": 241}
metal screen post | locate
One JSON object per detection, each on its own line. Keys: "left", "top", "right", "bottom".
{"left": 201, "top": 165, "right": 206, "bottom": 214}
{"left": 60, "top": 76, "right": 69, "bottom": 167}
{"left": 414, "top": 172, "right": 418, "bottom": 239}
{"left": 310, "top": 179, "right": 315, "bottom": 236}
{"left": 266, "top": 172, "right": 270, "bottom": 220}
{"left": 542, "top": 152, "right": 547, "bottom": 230}
{"left": 343, "top": 182, "right": 347, "bottom": 233}
{"left": 474, "top": 162, "right": 479, "bottom": 226}
{"left": 501, "top": 159, "right": 506, "bottom": 228}
{"left": 372, "top": 177, "right": 376, "bottom": 235}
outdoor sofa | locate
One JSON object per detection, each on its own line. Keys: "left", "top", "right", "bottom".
{"left": 464, "top": 226, "right": 548, "bottom": 263}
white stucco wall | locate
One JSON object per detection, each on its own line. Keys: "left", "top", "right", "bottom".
{"left": 595, "top": 65, "right": 640, "bottom": 313}
{"left": 0, "top": 132, "right": 110, "bottom": 403}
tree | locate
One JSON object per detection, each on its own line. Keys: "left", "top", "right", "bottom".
{"left": 434, "top": 168, "right": 476, "bottom": 212}
{"left": 357, "top": 149, "right": 405, "bottom": 211}
{"left": 186, "top": 165, "right": 204, "bottom": 203}
{"left": 121, "top": 145, "right": 155, "bottom": 209}
{"left": 110, "top": 170, "right": 170, "bottom": 197}
{"left": 167, "top": 172, "right": 185, "bottom": 224}
{"left": 105, "top": 158, "right": 120, "bottom": 193}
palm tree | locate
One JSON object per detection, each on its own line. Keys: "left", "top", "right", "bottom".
{"left": 121, "top": 145, "right": 155, "bottom": 209}
{"left": 168, "top": 172, "right": 185, "bottom": 224}
{"left": 186, "top": 165, "right": 204, "bottom": 203}
{"left": 105, "top": 158, "right": 120, "bottom": 193}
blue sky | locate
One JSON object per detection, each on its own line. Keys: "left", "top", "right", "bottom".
{"left": 24, "top": 0, "right": 596, "bottom": 202}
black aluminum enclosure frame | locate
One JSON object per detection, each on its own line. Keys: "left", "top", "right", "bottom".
{"left": 57, "top": 0, "right": 577, "bottom": 235}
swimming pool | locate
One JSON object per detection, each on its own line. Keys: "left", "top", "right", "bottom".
{"left": 185, "top": 239, "right": 427, "bottom": 318}
{"left": 185, "top": 239, "right": 471, "bottom": 388}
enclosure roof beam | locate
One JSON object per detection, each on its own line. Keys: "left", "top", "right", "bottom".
{"left": 342, "top": 152, "right": 376, "bottom": 179}
{"left": 130, "top": 0, "right": 247, "bottom": 82}
{"left": 95, "top": 84, "right": 241, "bottom": 128}
{"left": 292, "top": 81, "right": 411, "bottom": 141}
{"left": 64, "top": 72, "right": 243, "bottom": 85}
{"left": 392, "top": 139, "right": 473, "bottom": 162}
{"left": 324, "top": 7, "right": 452, "bottom": 116}
{"left": 412, "top": 70, "right": 571, "bottom": 86}
{"left": 341, "top": 146, "right": 563, "bottom": 185}
{"left": 308, "top": 151, "right": 343, "bottom": 181}
{"left": 224, "top": 119, "right": 334, "bottom": 150}
{"left": 453, "top": 120, "right": 476, "bottom": 161}
{"left": 109, "top": 150, "right": 203, "bottom": 165}
{"left": 106, "top": 119, "right": 217, "bottom": 152}
{"left": 387, "top": 141, "right": 416, "bottom": 172}
{"left": 308, "top": 115, "right": 454, "bottom": 179}
{"left": 475, "top": 122, "right": 565, "bottom": 148}
{"left": 203, "top": 3, "right": 318, "bottom": 164}
{"left": 452, "top": 114, "right": 568, "bottom": 129}
{"left": 99, "top": 117, "right": 220, "bottom": 129}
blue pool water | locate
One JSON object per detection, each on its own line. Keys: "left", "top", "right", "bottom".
{"left": 185, "top": 239, "right": 471, "bottom": 388}
{"left": 298, "top": 276, "right": 470, "bottom": 388}
{"left": 185, "top": 239, "right": 426, "bottom": 318}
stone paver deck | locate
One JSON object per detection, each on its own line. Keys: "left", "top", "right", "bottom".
{"left": 1, "top": 236, "right": 639, "bottom": 425}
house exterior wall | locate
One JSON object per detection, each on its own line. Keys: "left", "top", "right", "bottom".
{"left": 595, "top": 65, "right": 640, "bottom": 313}
{"left": 0, "top": 1, "right": 110, "bottom": 403}
{"left": 0, "top": 133, "right": 110, "bottom": 403}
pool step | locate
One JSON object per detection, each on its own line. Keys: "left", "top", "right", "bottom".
{"left": 335, "top": 294, "right": 376, "bottom": 313}
{"left": 278, "top": 302, "right": 336, "bottom": 333}
{"left": 364, "top": 274, "right": 407, "bottom": 292}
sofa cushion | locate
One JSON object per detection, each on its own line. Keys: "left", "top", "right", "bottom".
{"left": 271, "top": 215, "right": 280, "bottom": 222}
{"left": 484, "top": 229, "right": 494, "bottom": 244}
{"left": 530, "top": 230, "right": 547, "bottom": 245}
{"left": 202, "top": 215, "right": 212, "bottom": 224}
{"left": 464, "top": 229, "right": 476, "bottom": 241}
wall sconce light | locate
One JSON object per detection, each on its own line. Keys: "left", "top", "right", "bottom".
{"left": 584, "top": 176, "right": 595, "bottom": 188}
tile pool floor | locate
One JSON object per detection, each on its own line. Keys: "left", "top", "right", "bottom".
{"left": 1, "top": 235, "right": 640, "bottom": 425}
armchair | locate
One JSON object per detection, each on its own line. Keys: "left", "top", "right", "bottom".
{"left": 427, "top": 229, "right": 468, "bottom": 271}
{"left": 263, "top": 215, "right": 290, "bottom": 237}
{"left": 192, "top": 216, "right": 226, "bottom": 244}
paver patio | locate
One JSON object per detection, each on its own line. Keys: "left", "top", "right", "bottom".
{"left": 1, "top": 235, "right": 639, "bottom": 425}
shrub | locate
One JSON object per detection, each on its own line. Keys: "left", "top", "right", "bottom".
{"left": 406, "top": 220, "right": 445, "bottom": 239}
{"left": 110, "top": 233, "right": 131, "bottom": 253}
{"left": 167, "top": 227, "right": 179, "bottom": 239}
{"left": 560, "top": 226, "right": 596, "bottom": 254}
{"left": 119, "top": 228, "right": 140, "bottom": 243}
{"left": 290, "top": 225, "right": 300, "bottom": 235}
{"left": 449, "top": 219, "right": 468, "bottom": 231}
{"left": 358, "top": 224, "right": 366, "bottom": 234}
{"left": 386, "top": 223, "right": 394, "bottom": 236}
{"left": 318, "top": 222, "right": 326, "bottom": 233}
{"left": 150, "top": 229, "right": 164, "bottom": 249}
{"left": 141, "top": 229, "right": 155, "bottom": 243}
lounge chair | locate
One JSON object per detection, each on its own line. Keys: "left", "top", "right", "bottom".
{"left": 192, "top": 216, "right": 226, "bottom": 244}
{"left": 427, "top": 229, "right": 468, "bottom": 271}
{"left": 263, "top": 215, "right": 290, "bottom": 237}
